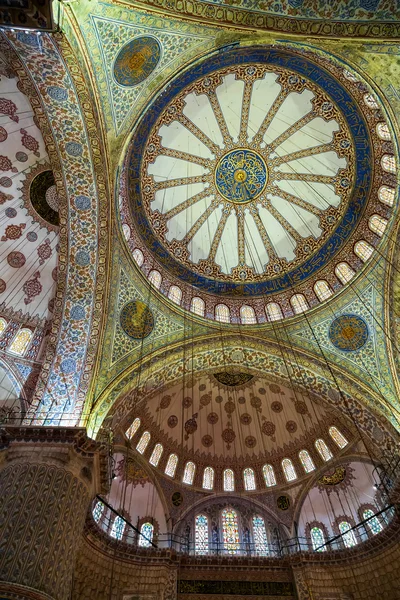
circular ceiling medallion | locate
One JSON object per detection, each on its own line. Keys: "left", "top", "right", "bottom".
{"left": 171, "top": 491, "right": 183, "bottom": 506}
{"left": 120, "top": 300, "right": 154, "bottom": 339}
{"left": 29, "top": 169, "right": 59, "bottom": 229}
{"left": 277, "top": 495, "right": 290, "bottom": 510}
{"left": 329, "top": 314, "right": 368, "bottom": 352}
{"left": 114, "top": 36, "right": 161, "bottom": 87}
{"left": 215, "top": 149, "right": 268, "bottom": 203}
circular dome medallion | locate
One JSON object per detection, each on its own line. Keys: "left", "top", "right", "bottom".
{"left": 215, "top": 149, "right": 267, "bottom": 203}
{"left": 120, "top": 300, "right": 154, "bottom": 339}
{"left": 114, "top": 36, "right": 161, "bottom": 87}
{"left": 329, "top": 314, "right": 368, "bottom": 352}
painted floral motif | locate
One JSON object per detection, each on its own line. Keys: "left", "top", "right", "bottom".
{"left": 0, "top": 127, "right": 8, "bottom": 142}
{"left": 168, "top": 415, "right": 178, "bottom": 428}
{"left": 240, "top": 413, "right": 252, "bottom": 425}
{"left": 20, "top": 128, "right": 40, "bottom": 156}
{"left": 184, "top": 413, "right": 198, "bottom": 438}
{"left": 182, "top": 396, "right": 193, "bottom": 408}
{"left": 23, "top": 271, "right": 42, "bottom": 304}
{"left": 262, "top": 421, "right": 276, "bottom": 437}
{"left": 0, "top": 98, "right": 18, "bottom": 122}
{"left": 286, "top": 420, "right": 298, "bottom": 433}
{"left": 1, "top": 223, "right": 25, "bottom": 241}
{"left": 0, "top": 155, "right": 17, "bottom": 172}
{"left": 159, "top": 395, "right": 171, "bottom": 409}
{"left": 271, "top": 401, "right": 283, "bottom": 412}
{"left": 7, "top": 250, "right": 26, "bottom": 268}
{"left": 37, "top": 238, "right": 52, "bottom": 265}
{"left": 245, "top": 435, "right": 257, "bottom": 448}
{"left": 0, "top": 279, "right": 6, "bottom": 293}
{"left": 207, "top": 412, "right": 218, "bottom": 424}
{"left": 0, "top": 177, "right": 12, "bottom": 187}
{"left": 0, "top": 191, "right": 12, "bottom": 204}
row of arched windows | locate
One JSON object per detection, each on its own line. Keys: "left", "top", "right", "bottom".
{"left": 93, "top": 500, "right": 155, "bottom": 546}
{"left": 310, "top": 509, "right": 384, "bottom": 551}
{"left": 0, "top": 318, "right": 34, "bottom": 356}
{"left": 126, "top": 419, "right": 348, "bottom": 489}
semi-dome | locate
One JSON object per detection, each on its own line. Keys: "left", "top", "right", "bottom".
{"left": 120, "top": 45, "right": 396, "bottom": 323}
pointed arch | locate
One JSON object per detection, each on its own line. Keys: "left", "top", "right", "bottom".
{"left": 223, "top": 468, "right": 235, "bottom": 491}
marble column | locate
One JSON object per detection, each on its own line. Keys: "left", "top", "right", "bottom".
{"left": 0, "top": 427, "right": 106, "bottom": 600}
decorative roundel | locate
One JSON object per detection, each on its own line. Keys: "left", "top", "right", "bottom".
{"left": 329, "top": 314, "right": 369, "bottom": 352}
{"left": 277, "top": 495, "right": 290, "bottom": 511}
{"left": 171, "top": 491, "right": 183, "bottom": 506}
{"left": 120, "top": 300, "right": 154, "bottom": 339}
{"left": 7, "top": 251, "right": 25, "bottom": 268}
{"left": 30, "top": 170, "right": 59, "bottom": 228}
{"left": 122, "top": 44, "right": 395, "bottom": 322}
{"left": 0, "top": 279, "right": 6, "bottom": 293}
{"left": 113, "top": 36, "right": 161, "bottom": 87}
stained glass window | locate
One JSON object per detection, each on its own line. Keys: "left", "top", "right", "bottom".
{"left": 223, "top": 468, "right": 235, "bottom": 491}
{"left": 381, "top": 154, "right": 396, "bottom": 173}
{"left": 328, "top": 426, "right": 348, "bottom": 449}
{"left": 182, "top": 461, "right": 196, "bottom": 485}
{"left": 132, "top": 248, "right": 144, "bottom": 266}
{"left": 354, "top": 240, "right": 374, "bottom": 263}
{"left": 379, "top": 185, "right": 395, "bottom": 207}
{"left": 263, "top": 464, "right": 276, "bottom": 487}
{"left": 314, "top": 280, "right": 333, "bottom": 302}
{"left": 195, "top": 514, "right": 209, "bottom": 554}
{"left": 136, "top": 431, "right": 151, "bottom": 454}
{"left": 291, "top": 294, "right": 308, "bottom": 314}
{"left": 168, "top": 285, "right": 182, "bottom": 305}
{"left": 310, "top": 527, "right": 326, "bottom": 551}
{"left": 299, "top": 450, "right": 315, "bottom": 474}
{"left": 369, "top": 214, "right": 387, "bottom": 237}
{"left": 9, "top": 328, "right": 32, "bottom": 355}
{"left": 376, "top": 122, "right": 391, "bottom": 140}
{"left": 165, "top": 453, "right": 178, "bottom": 477}
{"left": 126, "top": 417, "right": 141, "bottom": 439}
{"left": 240, "top": 305, "right": 257, "bottom": 324}
{"left": 315, "top": 439, "right": 333, "bottom": 461}
{"left": 282, "top": 458, "right": 297, "bottom": 482}
{"left": 138, "top": 522, "right": 154, "bottom": 547}
{"left": 265, "top": 302, "right": 283, "bottom": 321}
{"left": 335, "top": 262, "right": 355, "bottom": 284}
{"left": 149, "top": 443, "right": 163, "bottom": 467}
{"left": 215, "top": 304, "right": 230, "bottom": 323}
{"left": 243, "top": 467, "right": 256, "bottom": 490}
{"left": 110, "top": 516, "right": 125, "bottom": 540}
{"left": 252, "top": 515, "right": 269, "bottom": 556}
{"left": 93, "top": 500, "right": 104, "bottom": 523}
{"left": 191, "top": 297, "right": 205, "bottom": 316}
{"left": 363, "top": 509, "right": 383, "bottom": 535}
{"left": 363, "top": 94, "right": 379, "bottom": 109}
{"left": 339, "top": 521, "right": 357, "bottom": 548}
{"left": 221, "top": 508, "right": 240, "bottom": 554}
{"left": 148, "top": 270, "right": 162, "bottom": 289}
{"left": 0, "top": 317, "right": 6, "bottom": 336}
{"left": 203, "top": 466, "right": 214, "bottom": 490}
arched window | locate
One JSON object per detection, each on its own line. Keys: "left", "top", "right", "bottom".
{"left": 310, "top": 527, "right": 326, "bottom": 552}
{"left": 376, "top": 122, "right": 391, "bottom": 140}
{"left": 378, "top": 185, "right": 395, "bottom": 207}
{"left": 265, "top": 302, "right": 283, "bottom": 321}
{"left": 363, "top": 93, "right": 379, "bottom": 109}
{"left": 314, "top": 280, "right": 333, "bottom": 302}
{"left": 369, "top": 214, "right": 387, "bottom": 237}
{"left": 354, "top": 240, "right": 374, "bottom": 263}
{"left": 93, "top": 500, "right": 104, "bottom": 523}
{"left": 195, "top": 514, "right": 209, "bottom": 554}
{"left": 339, "top": 521, "right": 357, "bottom": 548}
{"left": 381, "top": 154, "right": 396, "bottom": 173}
{"left": 123, "top": 224, "right": 131, "bottom": 240}
{"left": 136, "top": 431, "right": 151, "bottom": 454}
{"left": 299, "top": 450, "right": 315, "bottom": 474}
{"left": 221, "top": 508, "right": 240, "bottom": 554}
{"left": 182, "top": 461, "right": 196, "bottom": 485}
{"left": 252, "top": 515, "right": 269, "bottom": 556}
{"left": 363, "top": 509, "right": 383, "bottom": 535}
{"left": 0, "top": 317, "right": 7, "bottom": 336}
{"left": 328, "top": 426, "right": 348, "bottom": 449}
{"left": 223, "top": 468, "right": 235, "bottom": 491}
{"left": 138, "top": 522, "right": 154, "bottom": 547}
{"left": 148, "top": 270, "right": 162, "bottom": 289}
{"left": 335, "top": 262, "right": 355, "bottom": 284}
{"left": 168, "top": 285, "right": 182, "bottom": 305}
{"left": 110, "top": 516, "right": 125, "bottom": 540}
{"left": 240, "top": 305, "right": 257, "bottom": 324}
{"left": 126, "top": 417, "right": 141, "bottom": 439}
{"left": 203, "top": 466, "right": 214, "bottom": 490}
{"left": 315, "top": 439, "right": 333, "bottom": 462}
{"left": 132, "top": 248, "right": 144, "bottom": 266}
{"left": 191, "top": 297, "right": 205, "bottom": 317}
{"left": 263, "top": 464, "right": 276, "bottom": 487}
{"left": 165, "top": 453, "right": 178, "bottom": 477}
{"left": 9, "top": 328, "right": 33, "bottom": 355}
{"left": 243, "top": 467, "right": 256, "bottom": 491}
{"left": 290, "top": 294, "right": 308, "bottom": 314}
{"left": 215, "top": 304, "right": 230, "bottom": 323}
{"left": 149, "top": 443, "right": 163, "bottom": 467}
{"left": 282, "top": 458, "right": 297, "bottom": 482}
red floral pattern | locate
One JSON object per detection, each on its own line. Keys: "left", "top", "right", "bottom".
{"left": 0, "top": 155, "right": 17, "bottom": 172}
{"left": 1, "top": 223, "right": 25, "bottom": 241}
{"left": 23, "top": 271, "right": 42, "bottom": 305}
{"left": 0, "top": 98, "right": 18, "bottom": 122}
{"left": 20, "top": 128, "right": 40, "bottom": 157}
{"left": 37, "top": 237, "right": 52, "bottom": 265}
